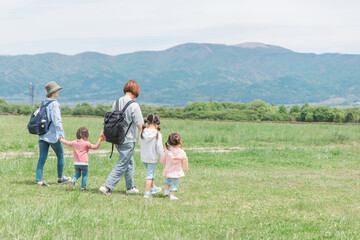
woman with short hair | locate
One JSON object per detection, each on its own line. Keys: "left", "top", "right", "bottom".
{"left": 99, "top": 80, "right": 144, "bottom": 195}
{"left": 36, "top": 81, "right": 71, "bottom": 186}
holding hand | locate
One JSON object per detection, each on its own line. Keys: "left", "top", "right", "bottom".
{"left": 59, "top": 138, "right": 64, "bottom": 142}
{"left": 100, "top": 132, "right": 106, "bottom": 142}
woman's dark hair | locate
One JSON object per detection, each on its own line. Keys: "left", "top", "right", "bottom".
{"left": 76, "top": 127, "right": 89, "bottom": 140}
{"left": 165, "top": 133, "right": 182, "bottom": 149}
{"left": 141, "top": 113, "right": 161, "bottom": 139}
{"left": 123, "top": 79, "right": 140, "bottom": 98}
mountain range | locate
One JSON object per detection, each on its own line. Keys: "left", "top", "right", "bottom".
{"left": 1, "top": 42, "right": 360, "bottom": 107}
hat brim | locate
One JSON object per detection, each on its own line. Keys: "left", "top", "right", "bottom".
{"left": 46, "top": 86, "right": 63, "bottom": 97}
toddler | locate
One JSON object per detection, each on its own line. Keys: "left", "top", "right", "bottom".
{"left": 160, "top": 133, "right": 188, "bottom": 200}
{"left": 60, "top": 127, "right": 104, "bottom": 191}
{"left": 138, "top": 113, "right": 164, "bottom": 198}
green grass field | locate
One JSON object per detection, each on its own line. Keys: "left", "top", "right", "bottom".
{"left": 1, "top": 115, "right": 360, "bottom": 239}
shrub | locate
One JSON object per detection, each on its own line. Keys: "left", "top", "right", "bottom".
{"left": 289, "top": 105, "right": 300, "bottom": 114}
{"left": 61, "top": 106, "right": 73, "bottom": 115}
{"left": 345, "top": 112, "right": 355, "bottom": 123}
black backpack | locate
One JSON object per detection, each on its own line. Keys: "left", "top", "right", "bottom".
{"left": 27, "top": 100, "right": 55, "bottom": 135}
{"left": 103, "top": 99, "right": 135, "bottom": 158}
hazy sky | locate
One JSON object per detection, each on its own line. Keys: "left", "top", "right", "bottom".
{"left": 1, "top": 0, "right": 360, "bottom": 55}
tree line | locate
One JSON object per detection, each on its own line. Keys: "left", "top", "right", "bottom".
{"left": 0, "top": 98, "right": 359, "bottom": 123}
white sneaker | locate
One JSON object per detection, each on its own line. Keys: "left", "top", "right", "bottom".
{"left": 170, "top": 195, "right": 178, "bottom": 200}
{"left": 99, "top": 185, "right": 111, "bottom": 196}
{"left": 69, "top": 179, "right": 75, "bottom": 190}
{"left": 164, "top": 190, "right": 170, "bottom": 197}
{"left": 126, "top": 187, "right": 139, "bottom": 194}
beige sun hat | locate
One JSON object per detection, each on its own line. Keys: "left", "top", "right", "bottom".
{"left": 45, "top": 81, "right": 63, "bottom": 97}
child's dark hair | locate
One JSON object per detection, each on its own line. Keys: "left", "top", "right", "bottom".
{"left": 165, "top": 133, "right": 182, "bottom": 149}
{"left": 76, "top": 127, "right": 89, "bottom": 140}
{"left": 141, "top": 113, "right": 161, "bottom": 139}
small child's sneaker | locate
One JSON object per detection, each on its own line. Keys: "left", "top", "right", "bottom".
{"left": 99, "top": 185, "right": 111, "bottom": 196}
{"left": 58, "top": 176, "right": 71, "bottom": 184}
{"left": 126, "top": 187, "right": 139, "bottom": 194}
{"left": 81, "top": 188, "right": 87, "bottom": 191}
{"left": 69, "top": 179, "right": 75, "bottom": 190}
{"left": 170, "top": 195, "right": 178, "bottom": 200}
{"left": 143, "top": 192, "right": 152, "bottom": 198}
{"left": 164, "top": 190, "right": 170, "bottom": 197}
{"left": 37, "top": 181, "right": 50, "bottom": 187}
{"left": 150, "top": 186, "right": 161, "bottom": 195}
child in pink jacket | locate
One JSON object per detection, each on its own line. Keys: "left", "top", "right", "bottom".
{"left": 60, "top": 127, "right": 105, "bottom": 191}
{"left": 160, "top": 133, "right": 188, "bottom": 200}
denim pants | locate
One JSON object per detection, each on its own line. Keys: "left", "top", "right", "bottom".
{"left": 36, "top": 140, "right": 64, "bottom": 181}
{"left": 143, "top": 163, "right": 157, "bottom": 181}
{"left": 73, "top": 165, "right": 88, "bottom": 188}
{"left": 105, "top": 142, "right": 136, "bottom": 190}
{"left": 164, "top": 177, "right": 180, "bottom": 192}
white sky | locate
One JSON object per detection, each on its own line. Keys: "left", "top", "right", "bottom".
{"left": 0, "top": 0, "right": 360, "bottom": 55}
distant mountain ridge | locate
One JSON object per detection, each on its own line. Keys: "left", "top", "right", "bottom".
{"left": 1, "top": 42, "right": 360, "bottom": 107}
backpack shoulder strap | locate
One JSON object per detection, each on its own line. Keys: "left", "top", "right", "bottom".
{"left": 121, "top": 100, "right": 135, "bottom": 113}
{"left": 115, "top": 99, "right": 120, "bottom": 111}
{"left": 42, "top": 100, "right": 55, "bottom": 109}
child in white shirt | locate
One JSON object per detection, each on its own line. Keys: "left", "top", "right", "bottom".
{"left": 138, "top": 113, "right": 164, "bottom": 198}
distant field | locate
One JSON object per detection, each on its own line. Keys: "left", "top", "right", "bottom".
{"left": 1, "top": 115, "right": 360, "bottom": 239}
{"left": 1, "top": 115, "right": 360, "bottom": 152}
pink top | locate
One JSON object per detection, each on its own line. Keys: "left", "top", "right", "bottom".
{"left": 61, "top": 139, "right": 100, "bottom": 165}
{"left": 160, "top": 147, "right": 188, "bottom": 178}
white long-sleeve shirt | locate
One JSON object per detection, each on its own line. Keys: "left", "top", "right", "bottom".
{"left": 138, "top": 128, "right": 164, "bottom": 163}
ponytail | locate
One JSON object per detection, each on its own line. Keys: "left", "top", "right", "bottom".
{"left": 143, "top": 113, "right": 161, "bottom": 139}
{"left": 140, "top": 119, "right": 148, "bottom": 139}
{"left": 156, "top": 126, "right": 161, "bottom": 139}
{"left": 165, "top": 133, "right": 182, "bottom": 149}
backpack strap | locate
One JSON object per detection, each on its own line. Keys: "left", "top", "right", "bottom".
{"left": 120, "top": 100, "right": 135, "bottom": 112}
{"left": 122, "top": 100, "right": 135, "bottom": 137}
{"left": 115, "top": 99, "right": 119, "bottom": 111}
{"left": 41, "top": 100, "right": 55, "bottom": 109}
{"left": 110, "top": 143, "right": 114, "bottom": 158}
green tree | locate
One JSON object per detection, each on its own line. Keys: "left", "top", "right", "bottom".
{"left": 234, "top": 103, "right": 246, "bottom": 110}
{"left": 305, "top": 112, "right": 314, "bottom": 122}
{"left": 19, "top": 105, "right": 33, "bottom": 115}
{"left": 0, "top": 103, "right": 10, "bottom": 113}
{"left": 249, "top": 100, "right": 271, "bottom": 119}
{"left": 73, "top": 103, "right": 94, "bottom": 116}
{"left": 345, "top": 112, "right": 355, "bottom": 123}
{"left": 300, "top": 103, "right": 311, "bottom": 121}
{"left": 312, "top": 106, "right": 335, "bottom": 122}
{"left": 289, "top": 105, "right": 300, "bottom": 114}
{"left": 81, "top": 103, "right": 94, "bottom": 115}
{"left": 61, "top": 106, "right": 73, "bottom": 115}
{"left": 184, "top": 102, "right": 209, "bottom": 112}
{"left": 278, "top": 104, "right": 288, "bottom": 114}
{"left": 334, "top": 113, "right": 342, "bottom": 123}
{"left": 94, "top": 104, "right": 110, "bottom": 116}
{"left": 301, "top": 103, "right": 309, "bottom": 111}
{"left": 155, "top": 106, "right": 165, "bottom": 112}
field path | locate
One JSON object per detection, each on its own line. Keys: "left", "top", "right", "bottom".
{"left": 0, "top": 144, "right": 356, "bottom": 159}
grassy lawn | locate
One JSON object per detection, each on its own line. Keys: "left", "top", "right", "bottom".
{"left": 1, "top": 115, "right": 360, "bottom": 239}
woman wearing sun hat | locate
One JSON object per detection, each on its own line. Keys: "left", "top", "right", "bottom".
{"left": 36, "top": 81, "right": 71, "bottom": 186}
